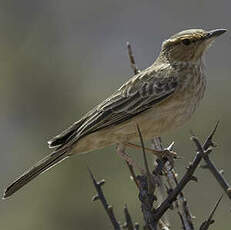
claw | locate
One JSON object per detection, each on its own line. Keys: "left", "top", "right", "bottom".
{"left": 151, "top": 148, "right": 176, "bottom": 168}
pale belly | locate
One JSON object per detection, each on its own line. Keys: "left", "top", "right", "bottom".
{"left": 73, "top": 86, "right": 205, "bottom": 154}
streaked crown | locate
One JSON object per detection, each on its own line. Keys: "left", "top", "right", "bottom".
{"left": 160, "top": 29, "right": 226, "bottom": 63}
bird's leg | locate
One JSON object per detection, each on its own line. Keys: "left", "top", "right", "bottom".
{"left": 116, "top": 144, "right": 144, "bottom": 173}
{"left": 125, "top": 142, "right": 177, "bottom": 159}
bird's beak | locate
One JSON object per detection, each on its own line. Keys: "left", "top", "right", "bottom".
{"left": 206, "top": 29, "right": 227, "bottom": 39}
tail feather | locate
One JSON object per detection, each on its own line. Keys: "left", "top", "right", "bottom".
{"left": 3, "top": 148, "right": 69, "bottom": 199}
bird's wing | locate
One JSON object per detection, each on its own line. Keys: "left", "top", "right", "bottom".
{"left": 48, "top": 67, "right": 178, "bottom": 148}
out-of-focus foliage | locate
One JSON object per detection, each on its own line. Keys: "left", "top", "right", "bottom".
{"left": 0, "top": 1, "right": 230, "bottom": 229}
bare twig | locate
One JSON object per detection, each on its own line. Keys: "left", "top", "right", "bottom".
{"left": 201, "top": 122, "right": 231, "bottom": 199}
{"left": 203, "top": 155, "right": 231, "bottom": 198}
{"left": 136, "top": 125, "right": 158, "bottom": 230}
{"left": 151, "top": 137, "right": 171, "bottom": 229}
{"left": 136, "top": 125, "right": 154, "bottom": 194}
{"left": 179, "top": 197, "right": 195, "bottom": 230}
{"left": 178, "top": 211, "right": 186, "bottom": 230}
{"left": 126, "top": 43, "right": 158, "bottom": 230}
{"left": 125, "top": 161, "right": 140, "bottom": 189}
{"left": 126, "top": 42, "right": 140, "bottom": 75}
{"left": 123, "top": 204, "right": 134, "bottom": 230}
{"left": 89, "top": 169, "right": 121, "bottom": 230}
{"left": 136, "top": 174, "right": 158, "bottom": 230}
{"left": 124, "top": 41, "right": 142, "bottom": 191}
{"left": 174, "top": 177, "right": 195, "bottom": 230}
{"left": 199, "top": 195, "right": 223, "bottom": 230}
{"left": 168, "top": 161, "right": 195, "bottom": 230}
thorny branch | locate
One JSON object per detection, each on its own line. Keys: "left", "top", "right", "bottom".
{"left": 201, "top": 121, "right": 231, "bottom": 199}
{"left": 89, "top": 168, "right": 138, "bottom": 230}
{"left": 89, "top": 168, "right": 121, "bottom": 230}
{"left": 153, "top": 135, "right": 209, "bottom": 221}
{"left": 88, "top": 43, "right": 229, "bottom": 230}
{"left": 172, "top": 169, "right": 195, "bottom": 230}
{"left": 89, "top": 123, "right": 224, "bottom": 229}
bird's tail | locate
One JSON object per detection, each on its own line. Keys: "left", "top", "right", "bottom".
{"left": 3, "top": 148, "right": 70, "bottom": 199}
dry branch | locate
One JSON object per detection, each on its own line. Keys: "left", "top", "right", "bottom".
{"left": 87, "top": 43, "right": 229, "bottom": 230}
{"left": 89, "top": 168, "right": 121, "bottom": 230}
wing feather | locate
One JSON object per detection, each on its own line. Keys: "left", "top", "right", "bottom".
{"left": 49, "top": 68, "right": 178, "bottom": 148}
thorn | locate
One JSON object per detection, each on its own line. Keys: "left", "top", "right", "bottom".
{"left": 219, "top": 169, "right": 224, "bottom": 175}
{"left": 191, "top": 136, "right": 205, "bottom": 156}
{"left": 200, "top": 194, "right": 223, "bottom": 230}
{"left": 203, "top": 121, "right": 219, "bottom": 150}
{"left": 92, "top": 195, "right": 99, "bottom": 201}
{"left": 187, "top": 162, "right": 193, "bottom": 169}
{"left": 88, "top": 167, "right": 98, "bottom": 187}
{"left": 227, "top": 188, "right": 231, "bottom": 195}
{"left": 209, "top": 194, "right": 223, "bottom": 219}
{"left": 191, "top": 176, "right": 198, "bottom": 182}
{"left": 98, "top": 179, "right": 106, "bottom": 187}
{"left": 108, "top": 205, "right": 113, "bottom": 211}
{"left": 210, "top": 220, "right": 215, "bottom": 225}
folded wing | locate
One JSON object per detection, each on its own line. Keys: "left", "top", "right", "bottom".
{"left": 48, "top": 69, "right": 178, "bottom": 149}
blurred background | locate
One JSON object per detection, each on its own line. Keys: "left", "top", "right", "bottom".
{"left": 0, "top": 0, "right": 231, "bottom": 229}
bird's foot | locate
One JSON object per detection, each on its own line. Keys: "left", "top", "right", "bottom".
{"left": 152, "top": 141, "right": 177, "bottom": 169}
{"left": 125, "top": 142, "right": 177, "bottom": 160}
{"left": 116, "top": 144, "right": 144, "bottom": 173}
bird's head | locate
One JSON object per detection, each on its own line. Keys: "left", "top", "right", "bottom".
{"left": 160, "top": 29, "right": 226, "bottom": 64}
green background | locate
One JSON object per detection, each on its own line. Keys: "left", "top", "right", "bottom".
{"left": 1, "top": 0, "right": 231, "bottom": 229}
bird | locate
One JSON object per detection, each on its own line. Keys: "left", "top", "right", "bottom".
{"left": 3, "top": 28, "right": 226, "bottom": 199}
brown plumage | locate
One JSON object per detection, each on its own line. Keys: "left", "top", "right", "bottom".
{"left": 3, "top": 28, "right": 226, "bottom": 198}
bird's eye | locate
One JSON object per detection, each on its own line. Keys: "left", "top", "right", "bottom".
{"left": 182, "top": 39, "right": 191, "bottom": 46}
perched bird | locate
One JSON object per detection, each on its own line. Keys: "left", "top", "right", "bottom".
{"left": 3, "top": 28, "right": 226, "bottom": 198}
